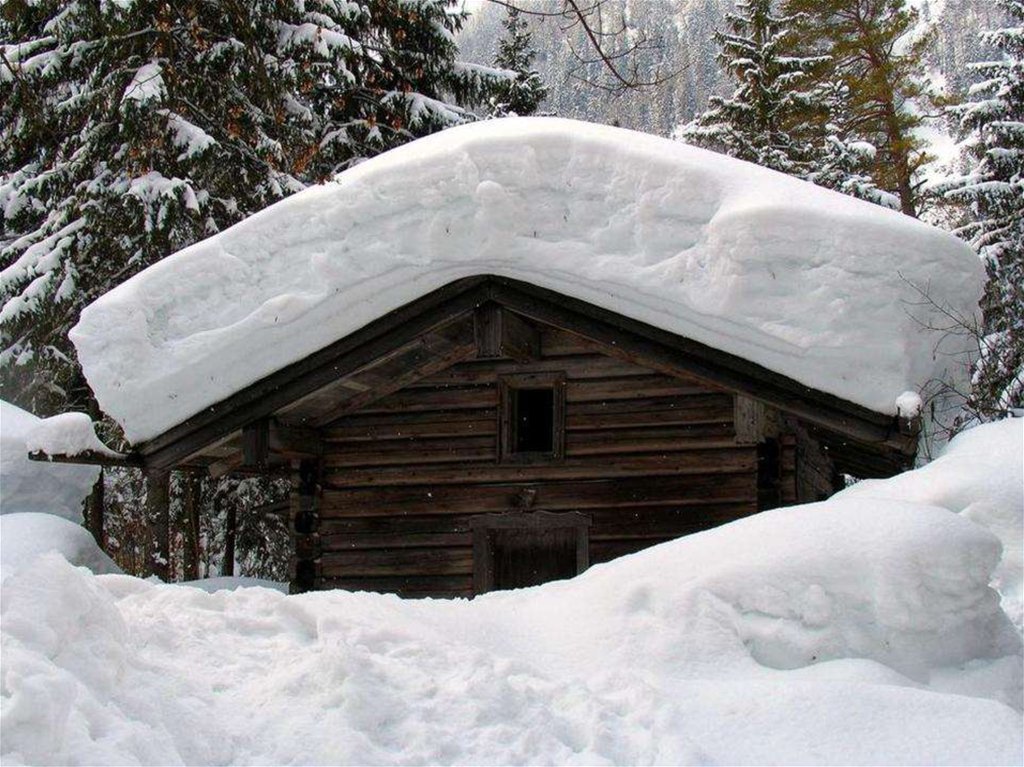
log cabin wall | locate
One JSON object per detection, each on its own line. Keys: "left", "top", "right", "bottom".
{"left": 313, "top": 327, "right": 778, "bottom": 598}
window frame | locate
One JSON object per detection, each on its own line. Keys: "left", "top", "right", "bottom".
{"left": 498, "top": 372, "right": 566, "bottom": 463}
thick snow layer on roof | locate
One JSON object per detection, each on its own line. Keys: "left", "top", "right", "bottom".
{"left": 1, "top": 420, "right": 1021, "bottom": 764}
{"left": 70, "top": 118, "right": 985, "bottom": 443}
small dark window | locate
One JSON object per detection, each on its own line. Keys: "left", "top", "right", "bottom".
{"left": 499, "top": 373, "right": 565, "bottom": 462}
{"left": 513, "top": 388, "right": 555, "bottom": 453}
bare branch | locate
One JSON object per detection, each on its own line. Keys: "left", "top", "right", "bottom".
{"left": 484, "top": 0, "right": 682, "bottom": 93}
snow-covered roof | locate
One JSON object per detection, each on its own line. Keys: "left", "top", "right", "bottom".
{"left": 71, "top": 118, "right": 984, "bottom": 444}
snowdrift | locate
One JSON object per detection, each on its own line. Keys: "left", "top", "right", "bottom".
{"left": 2, "top": 420, "right": 1021, "bottom": 766}
{"left": 0, "top": 400, "right": 99, "bottom": 521}
{"left": 69, "top": 118, "right": 984, "bottom": 442}
{"left": 0, "top": 513, "right": 120, "bottom": 579}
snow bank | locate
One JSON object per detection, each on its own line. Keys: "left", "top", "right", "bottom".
{"left": 0, "top": 401, "right": 98, "bottom": 521}
{"left": 70, "top": 118, "right": 984, "bottom": 442}
{"left": 840, "top": 417, "right": 1024, "bottom": 631}
{"left": 2, "top": 422, "right": 1021, "bottom": 765}
{"left": 0, "top": 514, "right": 120, "bottom": 579}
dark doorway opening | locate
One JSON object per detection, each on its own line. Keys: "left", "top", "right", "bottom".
{"left": 471, "top": 511, "right": 591, "bottom": 594}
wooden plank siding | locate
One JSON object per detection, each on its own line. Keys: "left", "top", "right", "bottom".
{"left": 315, "top": 328, "right": 762, "bottom": 596}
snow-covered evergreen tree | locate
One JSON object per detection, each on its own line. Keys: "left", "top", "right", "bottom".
{"left": 0, "top": 0, "right": 502, "bottom": 417}
{"left": 786, "top": 0, "right": 934, "bottom": 217}
{"left": 488, "top": 8, "right": 548, "bottom": 117}
{"left": 802, "top": 80, "right": 901, "bottom": 209}
{"left": 942, "top": 0, "right": 1023, "bottom": 415}
{"left": 677, "top": 0, "right": 821, "bottom": 174}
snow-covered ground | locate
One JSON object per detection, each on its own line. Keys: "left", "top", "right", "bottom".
{"left": 71, "top": 118, "right": 983, "bottom": 443}
{"left": 2, "top": 418, "right": 1021, "bottom": 765}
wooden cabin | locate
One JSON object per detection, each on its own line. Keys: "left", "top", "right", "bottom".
{"left": 49, "top": 120, "right": 978, "bottom": 597}
{"left": 114, "top": 275, "right": 918, "bottom": 597}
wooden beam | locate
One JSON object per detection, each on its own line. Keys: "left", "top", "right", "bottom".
{"left": 474, "top": 303, "right": 540, "bottom": 362}
{"left": 145, "top": 469, "right": 171, "bottom": 582}
{"left": 242, "top": 418, "right": 270, "bottom": 470}
{"left": 28, "top": 450, "right": 145, "bottom": 468}
{"left": 268, "top": 421, "right": 322, "bottom": 457}
{"left": 312, "top": 319, "right": 478, "bottom": 428}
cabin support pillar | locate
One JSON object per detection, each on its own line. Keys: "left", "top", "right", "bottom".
{"left": 182, "top": 473, "right": 202, "bottom": 581}
{"left": 290, "top": 458, "right": 321, "bottom": 594}
{"left": 86, "top": 469, "right": 105, "bottom": 548}
{"left": 145, "top": 468, "right": 171, "bottom": 581}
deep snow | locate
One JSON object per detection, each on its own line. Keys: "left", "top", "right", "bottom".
{"left": 0, "top": 513, "right": 120, "bottom": 579}
{"left": 1, "top": 419, "right": 1021, "bottom": 766}
{"left": 70, "top": 118, "right": 984, "bottom": 443}
{"left": 0, "top": 400, "right": 99, "bottom": 521}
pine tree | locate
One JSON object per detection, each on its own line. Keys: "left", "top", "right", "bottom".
{"left": 802, "top": 80, "right": 901, "bottom": 209}
{"left": 786, "top": 0, "right": 934, "bottom": 217}
{"left": 0, "top": 0, "right": 502, "bottom": 418}
{"left": 489, "top": 8, "right": 548, "bottom": 117}
{"left": 305, "top": 0, "right": 502, "bottom": 179}
{"left": 677, "top": 0, "right": 822, "bottom": 174}
{"left": 942, "top": 0, "right": 1023, "bottom": 415}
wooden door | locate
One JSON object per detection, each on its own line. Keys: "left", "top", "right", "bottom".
{"left": 471, "top": 510, "right": 591, "bottom": 594}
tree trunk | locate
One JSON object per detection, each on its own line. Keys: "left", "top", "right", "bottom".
{"left": 146, "top": 469, "right": 171, "bottom": 581}
{"left": 182, "top": 473, "right": 203, "bottom": 581}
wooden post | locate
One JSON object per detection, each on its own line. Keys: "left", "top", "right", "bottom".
{"left": 289, "top": 459, "right": 321, "bottom": 593}
{"left": 182, "top": 473, "right": 202, "bottom": 581}
{"left": 85, "top": 469, "right": 105, "bottom": 548}
{"left": 145, "top": 468, "right": 171, "bottom": 581}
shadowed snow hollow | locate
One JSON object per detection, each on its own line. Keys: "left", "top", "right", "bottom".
{"left": 69, "top": 118, "right": 984, "bottom": 442}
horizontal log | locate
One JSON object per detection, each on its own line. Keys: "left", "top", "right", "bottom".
{"left": 324, "top": 434, "right": 739, "bottom": 468}
{"left": 588, "top": 503, "right": 756, "bottom": 538}
{"left": 565, "top": 376, "right": 712, "bottom": 403}
{"left": 325, "top": 410, "right": 496, "bottom": 441}
{"left": 568, "top": 393, "right": 732, "bottom": 416}
{"left": 567, "top": 405, "right": 733, "bottom": 430}
{"left": 359, "top": 386, "right": 496, "bottom": 413}
{"left": 322, "top": 472, "right": 756, "bottom": 517}
{"left": 322, "top": 448, "right": 756, "bottom": 488}
{"left": 413, "top": 354, "right": 652, "bottom": 387}
{"left": 324, "top": 435, "right": 497, "bottom": 468}
{"left": 320, "top": 547, "right": 473, "bottom": 577}
{"left": 321, "top": 531, "right": 473, "bottom": 551}
{"left": 318, "top": 574, "right": 472, "bottom": 597}
{"left": 327, "top": 435, "right": 498, "bottom": 457}
{"left": 591, "top": 538, "right": 671, "bottom": 564}
{"left": 566, "top": 430, "right": 737, "bottom": 456}
{"left": 326, "top": 397, "right": 731, "bottom": 444}
{"left": 318, "top": 502, "right": 756, "bottom": 542}
{"left": 377, "top": 383, "right": 724, "bottom": 415}
{"left": 539, "top": 328, "right": 604, "bottom": 357}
